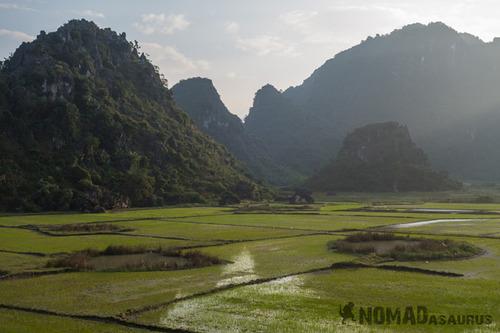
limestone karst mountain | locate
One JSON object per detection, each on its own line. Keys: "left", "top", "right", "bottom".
{"left": 245, "top": 22, "right": 500, "bottom": 183}
{"left": 172, "top": 78, "right": 303, "bottom": 185}
{"left": 306, "top": 122, "right": 461, "bottom": 192}
{"left": 0, "top": 20, "right": 265, "bottom": 211}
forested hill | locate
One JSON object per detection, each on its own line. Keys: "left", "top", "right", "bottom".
{"left": 172, "top": 78, "right": 247, "bottom": 159}
{"left": 172, "top": 78, "right": 304, "bottom": 185}
{"left": 0, "top": 19, "right": 265, "bottom": 212}
{"left": 307, "top": 122, "right": 461, "bottom": 192}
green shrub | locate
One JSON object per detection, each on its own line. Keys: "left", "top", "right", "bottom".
{"left": 47, "top": 245, "right": 224, "bottom": 272}
{"left": 329, "top": 233, "right": 483, "bottom": 261}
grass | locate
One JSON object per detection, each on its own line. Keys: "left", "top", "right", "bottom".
{"left": 116, "top": 219, "right": 312, "bottom": 240}
{"left": 0, "top": 308, "right": 149, "bottom": 333}
{"left": 314, "top": 185, "right": 500, "bottom": 204}
{"left": 0, "top": 228, "right": 209, "bottom": 254}
{"left": 0, "top": 235, "right": 352, "bottom": 316}
{"left": 172, "top": 213, "right": 418, "bottom": 231}
{"left": 0, "top": 269, "right": 224, "bottom": 316}
{"left": 0, "top": 206, "right": 232, "bottom": 227}
{"left": 139, "top": 268, "right": 500, "bottom": 333}
{"left": 0, "top": 202, "right": 499, "bottom": 332}
{"left": 234, "top": 203, "right": 322, "bottom": 214}
{"left": 0, "top": 252, "right": 49, "bottom": 274}
{"left": 379, "top": 202, "right": 500, "bottom": 211}
{"left": 320, "top": 202, "right": 366, "bottom": 212}
{"left": 388, "top": 236, "right": 500, "bottom": 279}
{"left": 198, "top": 235, "right": 354, "bottom": 278}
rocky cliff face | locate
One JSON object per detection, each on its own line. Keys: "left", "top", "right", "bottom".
{"left": 307, "top": 122, "right": 461, "bottom": 192}
{"left": 172, "top": 78, "right": 245, "bottom": 156}
{"left": 245, "top": 84, "right": 332, "bottom": 177}
{"left": 172, "top": 78, "right": 303, "bottom": 185}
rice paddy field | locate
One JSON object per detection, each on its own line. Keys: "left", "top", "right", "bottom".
{"left": 1, "top": 199, "right": 500, "bottom": 332}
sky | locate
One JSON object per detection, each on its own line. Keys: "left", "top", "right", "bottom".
{"left": 1, "top": 0, "right": 500, "bottom": 118}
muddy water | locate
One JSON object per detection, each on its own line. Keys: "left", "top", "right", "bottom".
{"left": 160, "top": 275, "right": 317, "bottom": 331}
{"left": 408, "top": 208, "right": 476, "bottom": 213}
{"left": 88, "top": 253, "right": 188, "bottom": 271}
{"left": 216, "top": 248, "right": 259, "bottom": 287}
{"left": 391, "top": 219, "right": 487, "bottom": 229}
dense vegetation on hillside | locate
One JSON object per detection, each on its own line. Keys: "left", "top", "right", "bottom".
{"left": 307, "top": 122, "right": 461, "bottom": 192}
{"left": 245, "top": 84, "right": 328, "bottom": 178}
{"left": 0, "top": 20, "right": 266, "bottom": 212}
{"left": 245, "top": 22, "right": 500, "bottom": 183}
{"left": 172, "top": 78, "right": 303, "bottom": 185}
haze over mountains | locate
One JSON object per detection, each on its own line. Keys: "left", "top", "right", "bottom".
{"left": 171, "top": 78, "right": 303, "bottom": 184}
{"left": 2, "top": 19, "right": 500, "bottom": 211}
{"left": 180, "top": 22, "right": 500, "bottom": 184}
{"left": 307, "top": 122, "right": 460, "bottom": 192}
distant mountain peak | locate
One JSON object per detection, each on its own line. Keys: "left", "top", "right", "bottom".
{"left": 178, "top": 77, "right": 215, "bottom": 87}
{"left": 246, "top": 22, "right": 500, "bottom": 183}
{"left": 307, "top": 122, "right": 461, "bottom": 192}
{"left": 393, "top": 21, "right": 486, "bottom": 45}
{"left": 251, "top": 84, "right": 283, "bottom": 109}
{"left": 396, "top": 21, "right": 457, "bottom": 35}
{"left": 259, "top": 83, "right": 280, "bottom": 92}
{"left": 172, "top": 77, "right": 298, "bottom": 184}
{"left": 172, "top": 77, "right": 239, "bottom": 124}
{"left": 57, "top": 18, "right": 100, "bottom": 31}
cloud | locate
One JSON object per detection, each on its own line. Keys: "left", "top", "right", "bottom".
{"left": 74, "top": 9, "right": 105, "bottom": 19}
{"left": 278, "top": 9, "right": 336, "bottom": 45}
{"left": 0, "top": 3, "right": 34, "bottom": 11}
{"left": 225, "top": 18, "right": 299, "bottom": 57}
{"left": 0, "top": 29, "right": 34, "bottom": 42}
{"left": 141, "top": 42, "right": 210, "bottom": 82}
{"left": 327, "top": 3, "right": 418, "bottom": 24}
{"left": 224, "top": 21, "right": 240, "bottom": 34}
{"left": 134, "top": 13, "right": 190, "bottom": 35}
{"left": 236, "top": 34, "right": 298, "bottom": 57}
{"left": 279, "top": 10, "right": 318, "bottom": 30}
{"left": 227, "top": 22, "right": 298, "bottom": 57}
{"left": 277, "top": 5, "right": 415, "bottom": 47}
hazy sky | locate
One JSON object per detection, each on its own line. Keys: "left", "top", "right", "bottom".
{"left": 1, "top": 0, "right": 500, "bottom": 118}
